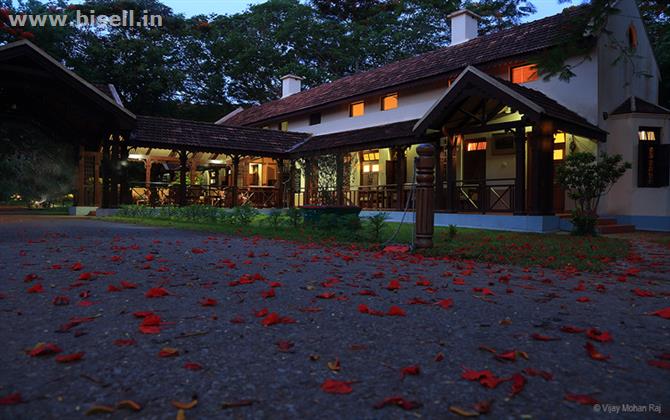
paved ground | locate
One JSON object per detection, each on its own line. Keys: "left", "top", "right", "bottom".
{"left": 0, "top": 216, "right": 668, "bottom": 419}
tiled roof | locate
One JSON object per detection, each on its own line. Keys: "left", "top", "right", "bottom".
{"left": 611, "top": 97, "right": 670, "bottom": 115}
{"left": 225, "top": 6, "right": 591, "bottom": 126}
{"left": 131, "top": 115, "right": 310, "bottom": 156}
{"left": 293, "top": 120, "right": 419, "bottom": 154}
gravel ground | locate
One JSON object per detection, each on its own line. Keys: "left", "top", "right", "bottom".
{"left": 0, "top": 216, "right": 668, "bottom": 419}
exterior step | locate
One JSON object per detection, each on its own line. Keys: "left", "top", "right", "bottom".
{"left": 597, "top": 224, "right": 636, "bottom": 234}
{"left": 596, "top": 218, "right": 618, "bottom": 226}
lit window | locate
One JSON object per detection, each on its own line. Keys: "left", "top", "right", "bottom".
{"left": 363, "top": 164, "right": 379, "bottom": 173}
{"left": 466, "top": 140, "right": 487, "bottom": 152}
{"left": 279, "top": 121, "right": 288, "bottom": 131}
{"left": 350, "top": 101, "right": 364, "bottom": 117}
{"left": 362, "top": 151, "right": 380, "bottom": 161}
{"left": 381, "top": 93, "right": 398, "bottom": 111}
{"left": 554, "top": 132, "right": 566, "bottom": 143}
{"left": 309, "top": 113, "right": 321, "bottom": 126}
{"left": 511, "top": 64, "right": 538, "bottom": 84}
{"left": 553, "top": 149, "right": 564, "bottom": 160}
{"left": 638, "top": 128, "right": 658, "bottom": 141}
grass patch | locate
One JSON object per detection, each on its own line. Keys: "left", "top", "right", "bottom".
{"left": 105, "top": 214, "right": 629, "bottom": 272}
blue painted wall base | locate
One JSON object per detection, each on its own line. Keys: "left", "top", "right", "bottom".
{"left": 360, "top": 211, "right": 561, "bottom": 233}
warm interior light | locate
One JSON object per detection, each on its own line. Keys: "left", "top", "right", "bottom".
{"left": 128, "top": 154, "right": 143, "bottom": 160}
{"left": 371, "top": 164, "right": 379, "bottom": 172}
{"left": 466, "top": 141, "right": 487, "bottom": 152}
{"left": 553, "top": 149, "right": 564, "bottom": 160}
{"left": 363, "top": 164, "right": 370, "bottom": 173}
{"left": 350, "top": 101, "right": 364, "bottom": 117}
{"left": 210, "top": 159, "right": 223, "bottom": 164}
{"left": 638, "top": 130, "right": 656, "bottom": 141}
{"left": 511, "top": 64, "right": 538, "bottom": 84}
{"left": 382, "top": 93, "right": 398, "bottom": 111}
{"left": 554, "top": 132, "right": 566, "bottom": 143}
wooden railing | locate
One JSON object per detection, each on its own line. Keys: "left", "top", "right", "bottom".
{"left": 456, "top": 178, "right": 515, "bottom": 213}
{"left": 129, "top": 179, "right": 516, "bottom": 213}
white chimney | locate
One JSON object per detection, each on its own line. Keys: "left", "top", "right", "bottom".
{"left": 280, "top": 74, "right": 303, "bottom": 98}
{"left": 448, "top": 9, "right": 480, "bottom": 45}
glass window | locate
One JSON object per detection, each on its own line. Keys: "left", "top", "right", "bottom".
{"left": 466, "top": 140, "right": 487, "bottom": 152}
{"left": 279, "top": 121, "right": 289, "bottom": 131}
{"left": 511, "top": 64, "right": 538, "bottom": 84}
{"left": 381, "top": 93, "right": 398, "bottom": 111}
{"left": 350, "top": 101, "right": 365, "bottom": 117}
{"left": 637, "top": 127, "right": 668, "bottom": 188}
{"left": 309, "top": 113, "right": 321, "bottom": 126}
{"left": 639, "top": 127, "right": 658, "bottom": 142}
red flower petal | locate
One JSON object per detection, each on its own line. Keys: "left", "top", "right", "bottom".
{"left": 199, "top": 297, "right": 217, "bottom": 307}
{"left": 509, "top": 373, "right": 526, "bottom": 396}
{"left": 436, "top": 298, "right": 453, "bottom": 309}
{"left": 321, "top": 379, "right": 353, "bottom": 394}
{"left": 373, "top": 396, "right": 421, "bottom": 410}
{"left": 564, "top": 393, "right": 599, "bottom": 405}
{"left": 586, "top": 328, "right": 613, "bottom": 343}
{"left": 585, "top": 342, "right": 610, "bottom": 361}
{"left": 113, "top": 339, "right": 136, "bottom": 347}
{"left": 55, "top": 352, "right": 85, "bottom": 363}
{"left": 27, "top": 283, "right": 43, "bottom": 293}
{"left": 387, "top": 306, "right": 406, "bottom": 316}
{"left": 0, "top": 392, "right": 22, "bottom": 405}
{"left": 184, "top": 362, "right": 203, "bottom": 370}
{"left": 531, "top": 333, "right": 560, "bottom": 341}
{"left": 145, "top": 287, "right": 169, "bottom": 298}
{"left": 650, "top": 307, "right": 670, "bottom": 319}
{"left": 560, "top": 325, "right": 585, "bottom": 333}
{"left": 400, "top": 365, "right": 420, "bottom": 378}
{"left": 28, "top": 343, "right": 62, "bottom": 357}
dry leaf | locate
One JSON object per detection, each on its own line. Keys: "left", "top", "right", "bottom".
{"left": 327, "top": 358, "right": 341, "bottom": 372}
{"left": 85, "top": 405, "right": 115, "bottom": 415}
{"left": 172, "top": 399, "right": 198, "bottom": 410}
{"left": 176, "top": 408, "right": 185, "bottom": 420}
{"left": 449, "top": 405, "right": 480, "bottom": 417}
{"left": 117, "top": 400, "right": 142, "bottom": 411}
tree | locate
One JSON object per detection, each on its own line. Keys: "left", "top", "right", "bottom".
{"left": 556, "top": 152, "right": 631, "bottom": 235}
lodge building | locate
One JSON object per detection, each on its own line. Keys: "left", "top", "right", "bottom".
{"left": 1, "top": 0, "right": 668, "bottom": 231}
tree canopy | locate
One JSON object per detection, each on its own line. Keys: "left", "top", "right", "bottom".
{"left": 0, "top": 0, "right": 667, "bottom": 121}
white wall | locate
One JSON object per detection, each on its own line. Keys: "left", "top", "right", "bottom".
{"left": 601, "top": 114, "right": 670, "bottom": 217}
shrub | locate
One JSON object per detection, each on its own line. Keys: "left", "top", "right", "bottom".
{"left": 447, "top": 224, "right": 458, "bottom": 241}
{"left": 340, "top": 214, "right": 362, "bottom": 231}
{"left": 264, "top": 209, "right": 285, "bottom": 228}
{"left": 286, "top": 207, "right": 303, "bottom": 227}
{"left": 556, "top": 152, "right": 630, "bottom": 236}
{"left": 367, "top": 212, "right": 389, "bottom": 242}
{"left": 232, "top": 203, "right": 258, "bottom": 226}
{"left": 316, "top": 213, "right": 339, "bottom": 230}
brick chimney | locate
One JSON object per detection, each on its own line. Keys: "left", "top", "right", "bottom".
{"left": 280, "top": 74, "right": 303, "bottom": 98}
{"left": 448, "top": 9, "right": 480, "bottom": 45}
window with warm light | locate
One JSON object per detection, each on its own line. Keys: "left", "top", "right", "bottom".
{"left": 466, "top": 140, "right": 487, "bottom": 152}
{"left": 381, "top": 93, "right": 398, "bottom": 111}
{"left": 511, "top": 64, "right": 538, "bottom": 84}
{"left": 639, "top": 127, "right": 658, "bottom": 141}
{"left": 279, "top": 121, "right": 288, "bottom": 131}
{"left": 553, "top": 132, "right": 566, "bottom": 161}
{"left": 350, "top": 101, "right": 365, "bottom": 117}
{"left": 627, "top": 24, "right": 638, "bottom": 49}
{"left": 362, "top": 151, "right": 380, "bottom": 161}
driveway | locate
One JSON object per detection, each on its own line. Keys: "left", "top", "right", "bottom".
{"left": 0, "top": 216, "right": 668, "bottom": 419}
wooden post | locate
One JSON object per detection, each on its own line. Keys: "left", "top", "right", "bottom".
{"left": 276, "top": 158, "right": 284, "bottom": 208}
{"left": 109, "top": 135, "right": 120, "bottom": 208}
{"left": 304, "top": 157, "right": 313, "bottom": 205}
{"left": 514, "top": 125, "right": 526, "bottom": 215}
{"left": 433, "top": 139, "right": 445, "bottom": 210}
{"left": 336, "top": 153, "right": 344, "bottom": 206}
{"left": 101, "top": 135, "right": 110, "bottom": 208}
{"left": 144, "top": 158, "right": 152, "bottom": 190}
{"left": 231, "top": 155, "right": 240, "bottom": 207}
{"left": 393, "top": 146, "right": 407, "bottom": 210}
{"left": 179, "top": 150, "right": 188, "bottom": 207}
{"left": 119, "top": 140, "right": 130, "bottom": 205}
{"left": 444, "top": 131, "right": 457, "bottom": 213}
{"left": 414, "top": 143, "right": 435, "bottom": 249}
{"left": 288, "top": 160, "right": 296, "bottom": 208}
{"left": 528, "top": 118, "right": 554, "bottom": 215}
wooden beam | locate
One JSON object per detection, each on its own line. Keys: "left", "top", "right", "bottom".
{"left": 513, "top": 125, "right": 526, "bottom": 215}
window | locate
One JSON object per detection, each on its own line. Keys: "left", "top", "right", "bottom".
{"left": 554, "top": 132, "right": 566, "bottom": 161}
{"left": 360, "top": 150, "right": 380, "bottom": 185}
{"left": 639, "top": 127, "right": 658, "bottom": 141}
{"left": 349, "top": 101, "right": 364, "bottom": 117}
{"left": 466, "top": 140, "right": 487, "bottom": 152}
{"left": 279, "top": 121, "right": 288, "bottom": 131}
{"left": 627, "top": 24, "right": 638, "bottom": 49}
{"left": 381, "top": 93, "right": 398, "bottom": 111}
{"left": 362, "top": 151, "right": 380, "bottom": 161}
{"left": 309, "top": 113, "right": 321, "bottom": 126}
{"left": 511, "top": 64, "right": 538, "bottom": 84}
{"left": 492, "top": 134, "right": 514, "bottom": 155}
{"left": 637, "top": 127, "right": 669, "bottom": 187}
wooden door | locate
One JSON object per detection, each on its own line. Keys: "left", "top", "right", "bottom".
{"left": 77, "top": 149, "right": 101, "bottom": 207}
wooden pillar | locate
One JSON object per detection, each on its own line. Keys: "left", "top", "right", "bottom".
{"left": 178, "top": 150, "right": 188, "bottom": 207}
{"left": 444, "top": 131, "right": 458, "bottom": 213}
{"left": 304, "top": 157, "right": 313, "bottom": 205}
{"left": 231, "top": 155, "right": 240, "bottom": 207}
{"left": 189, "top": 153, "right": 198, "bottom": 185}
{"left": 109, "top": 135, "right": 120, "bottom": 208}
{"left": 433, "top": 139, "right": 445, "bottom": 210}
{"left": 144, "top": 158, "right": 152, "bottom": 190}
{"left": 528, "top": 118, "right": 554, "bottom": 215}
{"left": 101, "top": 136, "right": 110, "bottom": 208}
{"left": 514, "top": 125, "right": 526, "bottom": 215}
{"left": 119, "top": 141, "right": 130, "bottom": 205}
{"left": 392, "top": 146, "right": 407, "bottom": 210}
{"left": 336, "top": 153, "right": 345, "bottom": 206}
{"left": 288, "top": 160, "right": 296, "bottom": 208}
{"left": 414, "top": 143, "right": 435, "bottom": 249}
{"left": 276, "top": 158, "right": 285, "bottom": 209}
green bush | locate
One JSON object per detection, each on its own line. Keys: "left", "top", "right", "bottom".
{"left": 232, "top": 203, "right": 259, "bottom": 226}
{"left": 340, "top": 214, "right": 362, "bottom": 231}
{"left": 570, "top": 210, "right": 598, "bottom": 236}
{"left": 286, "top": 207, "right": 303, "bottom": 227}
{"left": 447, "top": 224, "right": 458, "bottom": 241}
{"left": 367, "top": 212, "right": 389, "bottom": 242}
{"left": 316, "top": 213, "right": 339, "bottom": 230}
{"left": 264, "top": 209, "right": 285, "bottom": 228}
